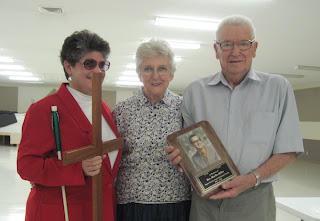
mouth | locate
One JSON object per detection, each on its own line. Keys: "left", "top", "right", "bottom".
{"left": 151, "top": 82, "right": 161, "bottom": 86}
{"left": 229, "top": 60, "right": 242, "bottom": 64}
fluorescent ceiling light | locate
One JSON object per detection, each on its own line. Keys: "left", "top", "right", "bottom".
{"left": 274, "top": 73, "right": 304, "bottom": 79}
{"left": 0, "top": 56, "right": 14, "bottom": 63}
{"left": 155, "top": 17, "right": 219, "bottom": 31}
{"left": 168, "top": 41, "right": 200, "bottom": 49}
{"left": 294, "top": 65, "right": 320, "bottom": 72}
{"left": 126, "top": 63, "right": 136, "bottom": 69}
{"left": 0, "top": 64, "right": 25, "bottom": 70}
{"left": 175, "top": 57, "right": 182, "bottom": 62}
{"left": 0, "top": 71, "right": 33, "bottom": 76}
{"left": 122, "top": 71, "right": 138, "bottom": 76}
{"left": 119, "top": 76, "right": 140, "bottom": 82}
{"left": 9, "top": 76, "right": 40, "bottom": 81}
{"left": 131, "top": 55, "right": 181, "bottom": 62}
{"left": 115, "top": 81, "right": 143, "bottom": 86}
{"left": 142, "top": 38, "right": 200, "bottom": 50}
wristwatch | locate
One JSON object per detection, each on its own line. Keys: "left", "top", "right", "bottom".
{"left": 249, "top": 171, "right": 261, "bottom": 188}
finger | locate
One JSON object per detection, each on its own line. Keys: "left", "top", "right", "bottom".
{"left": 83, "top": 155, "right": 102, "bottom": 164}
{"left": 209, "top": 190, "right": 227, "bottom": 200}
{"left": 86, "top": 168, "right": 101, "bottom": 177}
{"left": 171, "top": 155, "right": 182, "bottom": 166}
{"left": 167, "top": 149, "right": 180, "bottom": 162}
{"left": 82, "top": 163, "right": 102, "bottom": 176}
{"left": 165, "top": 146, "right": 175, "bottom": 154}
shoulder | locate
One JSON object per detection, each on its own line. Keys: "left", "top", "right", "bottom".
{"left": 184, "top": 74, "right": 217, "bottom": 94}
{"left": 166, "top": 89, "right": 183, "bottom": 106}
{"left": 112, "top": 92, "right": 140, "bottom": 117}
{"left": 28, "top": 92, "right": 60, "bottom": 113}
{"left": 254, "top": 71, "right": 291, "bottom": 88}
{"left": 189, "top": 74, "right": 215, "bottom": 87}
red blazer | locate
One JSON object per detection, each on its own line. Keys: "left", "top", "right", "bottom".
{"left": 17, "top": 83, "right": 122, "bottom": 221}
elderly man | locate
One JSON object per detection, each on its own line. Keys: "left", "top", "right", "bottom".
{"left": 167, "top": 15, "right": 304, "bottom": 221}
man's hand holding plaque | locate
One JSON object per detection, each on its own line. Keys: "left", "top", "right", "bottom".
{"left": 166, "top": 121, "right": 240, "bottom": 198}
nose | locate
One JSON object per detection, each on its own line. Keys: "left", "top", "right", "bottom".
{"left": 230, "top": 44, "right": 241, "bottom": 55}
{"left": 151, "top": 71, "right": 161, "bottom": 79}
{"left": 93, "top": 65, "right": 103, "bottom": 73}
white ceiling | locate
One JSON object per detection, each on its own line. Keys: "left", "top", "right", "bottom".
{"left": 0, "top": 0, "right": 319, "bottom": 92}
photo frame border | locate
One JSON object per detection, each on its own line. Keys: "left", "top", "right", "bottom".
{"left": 167, "top": 121, "right": 240, "bottom": 198}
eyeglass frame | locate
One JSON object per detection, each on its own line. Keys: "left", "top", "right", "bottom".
{"left": 78, "top": 59, "right": 111, "bottom": 71}
{"left": 139, "top": 65, "right": 172, "bottom": 77}
{"left": 215, "top": 39, "right": 256, "bottom": 51}
{"left": 191, "top": 138, "right": 202, "bottom": 145}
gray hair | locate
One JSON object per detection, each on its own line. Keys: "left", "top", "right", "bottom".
{"left": 135, "top": 39, "right": 176, "bottom": 78}
{"left": 216, "top": 15, "right": 256, "bottom": 42}
{"left": 60, "top": 29, "right": 110, "bottom": 80}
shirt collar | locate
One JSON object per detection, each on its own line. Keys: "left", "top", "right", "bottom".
{"left": 207, "top": 68, "right": 261, "bottom": 87}
{"left": 199, "top": 147, "right": 207, "bottom": 156}
{"left": 135, "top": 87, "right": 172, "bottom": 106}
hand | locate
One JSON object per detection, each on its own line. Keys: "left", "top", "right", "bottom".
{"left": 165, "top": 146, "right": 184, "bottom": 173}
{"left": 209, "top": 173, "right": 256, "bottom": 200}
{"left": 82, "top": 155, "right": 106, "bottom": 176}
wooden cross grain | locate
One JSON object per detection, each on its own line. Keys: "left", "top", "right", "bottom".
{"left": 62, "top": 72, "right": 124, "bottom": 221}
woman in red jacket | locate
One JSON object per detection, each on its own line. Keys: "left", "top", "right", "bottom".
{"left": 17, "top": 30, "right": 122, "bottom": 221}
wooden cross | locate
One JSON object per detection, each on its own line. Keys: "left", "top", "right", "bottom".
{"left": 62, "top": 72, "right": 123, "bottom": 221}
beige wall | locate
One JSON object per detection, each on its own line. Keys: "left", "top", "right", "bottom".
{"left": 295, "top": 87, "right": 320, "bottom": 122}
{"left": 0, "top": 86, "right": 18, "bottom": 112}
{"left": 18, "top": 86, "right": 57, "bottom": 113}
{"left": 294, "top": 87, "right": 320, "bottom": 163}
{"left": 0, "top": 85, "right": 135, "bottom": 113}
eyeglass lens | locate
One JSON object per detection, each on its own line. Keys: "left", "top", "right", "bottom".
{"left": 142, "top": 66, "right": 169, "bottom": 76}
{"left": 219, "top": 40, "right": 254, "bottom": 51}
{"left": 192, "top": 139, "right": 201, "bottom": 144}
{"left": 82, "top": 59, "right": 110, "bottom": 71}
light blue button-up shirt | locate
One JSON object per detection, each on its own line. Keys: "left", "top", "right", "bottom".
{"left": 181, "top": 68, "right": 304, "bottom": 182}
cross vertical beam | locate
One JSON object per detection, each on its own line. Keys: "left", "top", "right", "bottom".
{"left": 62, "top": 72, "right": 123, "bottom": 221}
{"left": 92, "top": 72, "right": 103, "bottom": 221}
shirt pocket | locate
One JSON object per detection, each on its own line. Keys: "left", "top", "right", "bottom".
{"left": 245, "top": 111, "right": 276, "bottom": 145}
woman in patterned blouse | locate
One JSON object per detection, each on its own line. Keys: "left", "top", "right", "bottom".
{"left": 112, "top": 39, "right": 191, "bottom": 221}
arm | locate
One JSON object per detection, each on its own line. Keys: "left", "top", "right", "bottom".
{"left": 17, "top": 102, "right": 86, "bottom": 187}
{"left": 210, "top": 152, "right": 296, "bottom": 199}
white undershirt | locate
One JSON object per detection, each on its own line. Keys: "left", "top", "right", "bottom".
{"left": 67, "top": 86, "right": 118, "bottom": 168}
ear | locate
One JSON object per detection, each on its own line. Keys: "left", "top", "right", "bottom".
{"left": 252, "top": 41, "right": 258, "bottom": 58}
{"left": 138, "top": 72, "right": 143, "bottom": 82}
{"left": 169, "top": 73, "right": 174, "bottom": 82}
{"left": 63, "top": 60, "right": 73, "bottom": 76}
{"left": 213, "top": 43, "right": 220, "bottom": 60}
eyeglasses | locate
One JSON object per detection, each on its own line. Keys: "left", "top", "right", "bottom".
{"left": 140, "top": 66, "right": 171, "bottom": 77}
{"left": 215, "top": 39, "right": 255, "bottom": 51}
{"left": 191, "top": 139, "right": 201, "bottom": 144}
{"left": 78, "top": 59, "right": 110, "bottom": 71}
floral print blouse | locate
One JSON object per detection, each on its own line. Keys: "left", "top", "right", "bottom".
{"left": 112, "top": 88, "right": 191, "bottom": 204}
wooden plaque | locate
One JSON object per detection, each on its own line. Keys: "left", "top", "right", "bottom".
{"left": 167, "top": 121, "right": 240, "bottom": 198}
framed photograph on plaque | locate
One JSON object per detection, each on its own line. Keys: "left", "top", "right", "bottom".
{"left": 167, "top": 121, "right": 240, "bottom": 198}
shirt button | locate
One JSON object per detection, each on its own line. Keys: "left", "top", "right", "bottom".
{"left": 107, "top": 184, "right": 113, "bottom": 188}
